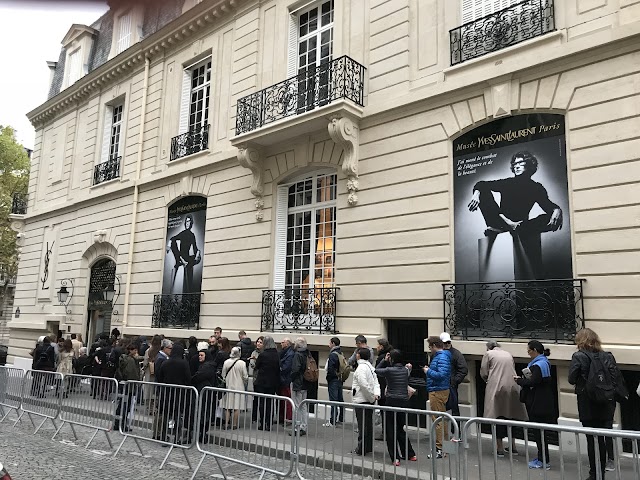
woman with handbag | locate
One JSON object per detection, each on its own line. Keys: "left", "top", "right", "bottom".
{"left": 375, "top": 349, "right": 416, "bottom": 466}
{"left": 221, "top": 347, "right": 248, "bottom": 429}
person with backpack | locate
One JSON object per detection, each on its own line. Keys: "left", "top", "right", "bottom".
{"left": 569, "top": 328, "right": 621, "bottom": 480}
{"left": 253, "top": 336, "right": 280, "bottom": 431}
{"left": 515, "top": 340, "right": 555, "bottom": 470}
{"left": 32, "top": 336, "right": 55, "bottom": 398}
{"left": 324, "top": 337, "right": 349, "bottom": 427}
{"left": 278, "top": 338, "right": 295, "bottom": 424}
{"left": 423, "top": 336, "right": 451, "bottom": 459}
{"left": 114, "top": 343, "right": 142, "bottom": 432}
{"left": 351, "top": 347, "right": 380, "bottom": 456}
{"left": 290, "top": 336, "right": 317, "bottom": 436}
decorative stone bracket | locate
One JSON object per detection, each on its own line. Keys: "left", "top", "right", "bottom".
{"left": 328, "top": 115, "right": 360, "bottom": 206}
{"left": 237, "top": 145, "right": 265, "bottom": 221}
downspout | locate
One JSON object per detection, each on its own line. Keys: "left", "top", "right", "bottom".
{"left": 122, "top": 55, "right": 150, "bottom": 328}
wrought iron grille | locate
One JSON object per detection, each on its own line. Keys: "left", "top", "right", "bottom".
{"left": 152, "top": 293, "right": 202, "bottom": 329}
{"left": 443, "top": 279, "right": 585, "bottom": 343}
{"left": 93, "top": 156, "right": 121, "bottom": 185}
{"left": 261, "top": 287, "right": 338, "bottom": 333}
{"left": 236, "top": 56, "right": 366, "bottom": 135}
{"left": 11, "top": 193, "right": 27, "bottom": 215}
{"left": 450, "top": 0, "right": 555, "bottom": 66}
{"left": 170, "top": 124, "right": 210, "bottom": 161}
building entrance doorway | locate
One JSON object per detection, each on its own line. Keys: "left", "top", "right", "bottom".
{"left": 85, "top": 258, "right": 116, "bottom": 343}
{"left": 388, "top": 319, "right": 429, "bottom": 427}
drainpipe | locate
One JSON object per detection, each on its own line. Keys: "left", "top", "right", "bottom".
{"left": 122, "top": 55, "right": 150, "bottom": 328}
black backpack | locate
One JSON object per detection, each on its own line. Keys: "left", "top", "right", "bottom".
{"left": 585, "top": 352, "right": 616, "bottom": 404}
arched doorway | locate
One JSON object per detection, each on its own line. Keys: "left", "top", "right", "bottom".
{"left": 86, "top": 257, "right": 116, "bottom": 342}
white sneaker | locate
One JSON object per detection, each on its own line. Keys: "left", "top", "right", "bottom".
{"left": 322, "top": 422, "right": 334, "bottom": 427}
{"left": 605, "top": 460, "right": 615, "bottom": 472}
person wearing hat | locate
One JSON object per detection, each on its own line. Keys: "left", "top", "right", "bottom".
{"left": 440, "top": 332, "right": 468, "bottom": 417}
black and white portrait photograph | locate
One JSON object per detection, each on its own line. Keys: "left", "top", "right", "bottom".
{"left": 162, "top": 196, "right": 207, "bottom": 295}
{"left": 453, "top": 114, "right": 572, "bottom": 283}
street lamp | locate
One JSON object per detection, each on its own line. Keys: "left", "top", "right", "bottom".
{"left": 57, "top": 278, "right": 74, "bottom": 315}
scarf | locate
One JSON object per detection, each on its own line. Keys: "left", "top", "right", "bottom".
{"left": 528, "top": 354, "right": 550, "bottom": 378}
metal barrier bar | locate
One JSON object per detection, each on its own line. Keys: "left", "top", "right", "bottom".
{"left": 295, "top": 399, "right": 460, "bottom": 480}
{"left": 17, "top": 369, "right": 63, "bottom": 434}
{"left": 113, "top": 380, "right": 198, "bottom": 470}
{"left": 0, "top": 366, "right": 25, "bottom": 423}
{"left": 191, "top": 386, "right": 296, "bottom": 480}
{"left": 51, "top": 374, "right": 119, "bottom": 450}
{"left": 462, "top": 417, "right": 640, "bottom": 480}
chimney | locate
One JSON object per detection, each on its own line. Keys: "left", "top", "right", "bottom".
{"left": 46, "top": 61, "right": 58, "bottom": 91}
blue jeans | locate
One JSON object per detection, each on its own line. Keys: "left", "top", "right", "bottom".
{"left": 327, "top": 379, "right": 344, "bottom": 423}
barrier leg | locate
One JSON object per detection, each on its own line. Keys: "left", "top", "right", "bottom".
{"left": 13, "top": 410, "right": 26, "bottom": 428}
{"left": 85, "top": 428, "right": 99, "bottom": 448}
{"left": 213, "top": 456, "right": 229, "bottom": 480}
{"left": 181, "top": 447, "right": 193, "bottom": 470}
{"left": 113, "top": 435, "right": 127, "bottom": 457}
{"left": 159, "top": 445, "right": 174, "bottom": 470}
{"left": 133, "top": 437, "right": 144, "bottom": 455}
{"left": 69, "top": 422, "right": 78, "bottom": 441}
{"left": 103, "top": 430, "right": 114, "bottom": 450}
{"left": 33, "top": 416, "right": 47, "bottom": 435}
{"left": 189, "top": 453, "right": 207, "bottom": 480}
{"left": 52, "top": 420, "right": 64, "bottom": 440}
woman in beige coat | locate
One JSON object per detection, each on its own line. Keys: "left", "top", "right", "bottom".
{"left": 480, "top": 340, "right": 528, "bottom": 455}
{"left": 221, "top": 347, "right": 248, "bottom": 429}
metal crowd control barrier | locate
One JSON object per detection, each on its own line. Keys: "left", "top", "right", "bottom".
{"left": 0, "top": 366, "right": 25, "bottom": 423}
{"left": 295, "top": 399, "right": 461, "bottom": 480}
{"left": 462, "top": 417, "right": 640, "bottom": 480}
{"left": 113, "top": 380, "right": 198, "bottom": 470}
{"left": 52, "top": 374, "right": 119, "bottom": 450}
{"left": 191, "top": 386, "right": 297, "bottom": 480}
{"left": 16, "top": 369, "right": 63, "bottom": 434}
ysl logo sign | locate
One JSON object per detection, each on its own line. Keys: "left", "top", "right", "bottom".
{"left": 41, "top": 241, "right": 54, "bottom": 290}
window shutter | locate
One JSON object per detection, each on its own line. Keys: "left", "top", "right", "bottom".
{"left": 178, "top": 69, "right": 192, "bottom": 134}
{"left": 100, "top": 106, "right": 112, "bottom": 164}
{"left": 461, "top": 0, "right": 474, "bottom": 23}
{"left": 273, "top": 185, "right": 289, "bottom": 290}
{"left": 286, "top": 13, "right": 299, "bottom": 78}
{"left": 117, "top": 12, "right": 132, "bottom": 54}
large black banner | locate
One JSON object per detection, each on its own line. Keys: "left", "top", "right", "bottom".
{"left": 453, "top": 114, "right": 572, "bottom": 283}
{"left": 162, "top": 196, "right": 207, "bottom": 294}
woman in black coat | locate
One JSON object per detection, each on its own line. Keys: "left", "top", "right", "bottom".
{"left": 568, "top": 328, "right": 617, "bottom": 480}
{"left": 191, "top": 350, "right": 216, "bottom": 391}
{"left": 515, "top": 340, "right": 555, "bottom": 469}
{"left": 253, "top": 336, "right": 280, "bottom": 430}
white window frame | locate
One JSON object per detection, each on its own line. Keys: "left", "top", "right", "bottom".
{"left": 273, "top": 170, "right": 337, "bottom": 291}
{"left": 116, "top": 10, "right": 132, "bottom": 54}
{"left": 178, "top": 57, "right": 212, "bottom": 135}
{"left": 99, "top": 100, "right": 125, "bottom": 166}
{"left": 287, "top": 0, "right": 335, "bottom": 78}
{"left": 66, "top": 48, "right": 82, "bottom": 86}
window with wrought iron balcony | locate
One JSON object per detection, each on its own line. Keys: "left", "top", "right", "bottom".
{"left": 450, "top": 0, "right": 556, "bottom": 66}
{"left": 11, "top": 193, "right": 27, "bottom": 215}
{"left": 152, "top": 293, "right": 202, "bottom": 330}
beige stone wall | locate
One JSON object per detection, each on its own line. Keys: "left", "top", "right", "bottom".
{"left": 10, "top": 0, "right": 640, "bottom": 393}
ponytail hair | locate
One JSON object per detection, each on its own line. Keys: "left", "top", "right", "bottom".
{"left": 528, "top": 340, "right": 550, "bottom": 357}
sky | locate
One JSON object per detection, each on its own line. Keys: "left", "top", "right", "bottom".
{"left": 0, "top": 1, "right": 109, "bottom": 149}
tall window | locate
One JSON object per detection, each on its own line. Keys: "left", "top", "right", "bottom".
{"left": 108, "top": 104, "right": 123, "bottom": 160}
{"left": 282, "top": 173, "right": 337, "bottom": 291}
{"left": 189, "top": 60, "right": 211, "bottom": 132}
{"left": 292, "top": 0, "right": 334, "bottom": 111}
{"left": 67, "top": 49, "right": 82, "bottom": 85}
{"left": 116, "top": 11, "right": 132, "bottom": 54}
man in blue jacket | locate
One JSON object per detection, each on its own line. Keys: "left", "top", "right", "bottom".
{"left": 422, "top": 336, "right": 451, "bottom": 458}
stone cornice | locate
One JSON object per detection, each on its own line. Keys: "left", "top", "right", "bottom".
{"left": 27, "top": 0, "right": 246, "bottom": 127}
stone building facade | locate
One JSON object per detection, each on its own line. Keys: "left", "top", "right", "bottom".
{"left": 8, "top": 0, "right": 640, "bottom": 436}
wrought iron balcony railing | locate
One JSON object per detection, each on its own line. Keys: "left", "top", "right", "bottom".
{"left": 11, "top": 193, "right": 27, "bottom": 215}
{"left": 93, "top": 156, "right": 121, "bottom": 185}
{"left": 236, "top": 56, "right": 365, "bottom": 135}
{"left": 450, "top": 0, "right": 555, "bottom": 66}
{"left": 261, "top": 287, "right": 339, "bottom": 334}
{"left": 443, "top": 279, "right": 585, "bottom": 343}
{"left": 170, "top": 124, "right": 210, "bottom": 161}
{"left": 152, "top": 293, "right": 202, "bottom": 329}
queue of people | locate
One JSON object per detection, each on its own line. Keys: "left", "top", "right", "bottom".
{"left": 25, "top": 327, "right": 638, "bottom": 477}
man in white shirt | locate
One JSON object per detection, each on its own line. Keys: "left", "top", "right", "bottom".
{"left": 71, "top": 334, "right": 82, "bottom": 358}
{"left": 351, "top": 347, "right": 380, "bottom": 456}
